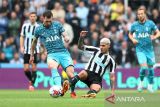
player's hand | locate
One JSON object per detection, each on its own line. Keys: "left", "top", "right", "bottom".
{"left": 132, "top": 39, "right": 138, "bottom": 45}
{"left": 80, "top": 31, "right": 88, "bottom": 37}
{"left": 151, "top": 35, "right": 156, "bottom": 40}
{"left": 64, "top": 36, "right": 70, "bottom": 43}
{"left": 29, "top": 55, "right": 34, "bottom": 64}
{"left": 20, "top": 47, "right": 24, "bottom": 54}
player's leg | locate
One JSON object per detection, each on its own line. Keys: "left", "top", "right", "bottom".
{"left": 59, "top": 51, "right": 76, "bottom": 97}
{"left": 136, "top": 52, "right": 148, "bottom": 92}
{"left": 31, "top": 54, "right": 38, "bottom": 86}
{"left": 23, "top": 54, "right": 33, "bottom": 91}
{"left": 70, "top": 70, "right": 88, "bottom": 98}
{"left": 147, "top": 52, "right": 155, "bottom": 93}
{"left": 47, "top": 59, "right": 61, "bottom": 86}
{"left": 81, "top": 72, "right": 101, "bottom": 98}
{"left": 83, "top": 84, "right": 101, "bottom": 98}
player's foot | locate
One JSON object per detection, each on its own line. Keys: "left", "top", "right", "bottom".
{"left": 29, "top": 85, "right": 34, "bottom": 91}
{"left": 62, "top": 80, "right": 70, "bottom": 95}
{"left": 70, "top": 92, "right": 77, "bottom": 99}
{"left": 28, "top": 81, "right": 34, "bottom": 91}
{"left": 147, "top": 84, "right": 154, "bottom": 93}
{"left": 137, "top": 81, "right": 143, "bottom": 92}
{"left": 81, "top": 93, "right": 96, "bottom": 98}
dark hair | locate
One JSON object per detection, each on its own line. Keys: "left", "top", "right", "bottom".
{"left": 43, "top": 10, "right": 53, "bottom": 18}
{"left": 30, "top": 12, "right": 37, "bottom": 15}
{"left": 137, "top": 6, "right": 146, "bottom": 14}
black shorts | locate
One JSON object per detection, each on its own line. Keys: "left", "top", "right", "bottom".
{"left": 81, "top": 71, "right": 102, "bottom": 88}
{"left": 24, "top": 54, "right": 37, "bottom": 64}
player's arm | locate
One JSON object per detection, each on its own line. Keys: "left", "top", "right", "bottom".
{"left": 62, "top": 32, "right": 70, "bottom": 43}
{"left": 29, "top": 37, "right": 38, "bottom": 63}
{"left": 20, "top": 24, "right": 25, "bottom": 53}
{"left": 78, "top": 31, "right": 88, "bottom": 50}
{"left": 128, "top": 32, "right": 138, "bottom": 45}
{"left": 109, "top": 58, "right": 116, "bottom": 96}
{"left": 151, "top": 29, "right": 160, "bottom": 40}
{"left": 20, "top": 36, "right": 24, "bottom": 53}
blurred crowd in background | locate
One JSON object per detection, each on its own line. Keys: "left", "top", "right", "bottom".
{"left": 0, "top": 0, "right": 160, "bottom": 68}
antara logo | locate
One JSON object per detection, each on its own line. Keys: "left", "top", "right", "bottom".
{"left": 137, "top": 33, "right": 150, "bottom": 38}
{"left": 46, "top": 35, "right": 60, "bottom": 42}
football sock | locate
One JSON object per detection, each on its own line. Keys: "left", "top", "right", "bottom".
{"left": 139, "top": 67, "right": 147, "bottom": 81}
{"left": 70, "top": 75, "right": 80, "bottom": 92}
{"left": 32, "top": 71, "right": 37, "bottom": 85}
{"left": 24, "top": 71, "right": 32, "bottom": 82}
{"left": 147, "top": 68, "right": 154, "bottom": 84}
{"left": 51, "top": 69, "right": 61, "bottom": 86}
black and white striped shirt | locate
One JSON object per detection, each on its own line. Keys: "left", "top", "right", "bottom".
{"left": 21, "top": 22, "right": 40, "bottom": 54}
{"left": 84, "top": 45, "right": 116, "bottom": 77}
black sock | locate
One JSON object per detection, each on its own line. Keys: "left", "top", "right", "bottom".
{"left": 32, "top": 71, "right": 37, "bottom": 85}
{"left": 70, "top": 75, "right": 80, "bottom": 92}
{"left": 24, "top": 71, "right": 32, "bottom": 82}
{"left": 87, "top": 90, "right": 97, "bottom": 94}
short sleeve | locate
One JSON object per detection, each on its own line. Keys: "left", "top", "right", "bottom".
{"left": 20, "top": 24, "right": 26, "bottom": 36}
{"left": 109, "top": 57, "right": 116, "bottom": 74}
{"left": 58, "top": 22, "right": 65, "bottom": 34}
{"left": 150, "top": 20, "right": 158, "bottom": 32}
{"left": 129, "top": 24, "right": 135, "bottom": 34}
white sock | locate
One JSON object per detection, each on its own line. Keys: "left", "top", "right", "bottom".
{"left": 139, "top": 81, "right": 143, "bottom": 88}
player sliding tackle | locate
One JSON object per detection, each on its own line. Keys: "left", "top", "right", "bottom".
{"left": 129, "top": 7, "right": 160, "bottom": 93}
{"left": 70, "top": 31, "right": 116, "bottom": 98}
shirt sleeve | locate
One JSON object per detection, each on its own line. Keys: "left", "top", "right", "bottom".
{"left": 109, "top": 57, "right": 116, "bottom": 74}
{"left": 20, "top": 24, "right": 26, "bottom": 36}
{"left": 129, "top": 24, "right": 135, "bottom": 34}
{"left": 58, "top": 22, "right": 65, "bottom": 34}
{"left": 150, "top": 20, "right": 158, "bottom": 32}
{"left": 84, "top": 45, "right": 99, "bottom": 52}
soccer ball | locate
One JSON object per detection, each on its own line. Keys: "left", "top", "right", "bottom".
{"left": 49, "top": 85, "right": 62, "bottom": 98}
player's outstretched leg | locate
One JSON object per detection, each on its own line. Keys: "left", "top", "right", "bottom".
{"left": 147, "top": 68, "right": 154, "bottom": 93}
{"left": 137, "top": 67, "right": 147, "bottom": 92}
{"left": 70, "top": 75, "right": 80, "bottom": 98}
{"left": 61, "top": 80, "right": 70, "bottom": 95}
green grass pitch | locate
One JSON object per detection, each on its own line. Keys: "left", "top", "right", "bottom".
{"left": 0, "top": 90, "right": 159, "bottom": 107}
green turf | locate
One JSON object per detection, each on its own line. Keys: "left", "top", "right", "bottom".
{"left": 0, "top": 90, "right": 159, "bottom": 107}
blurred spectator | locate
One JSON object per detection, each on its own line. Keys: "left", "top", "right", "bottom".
{"left": 59, "top": 18, "right": 74, "bottom": 45}
{"left": 75, "top": 1, "right": 89, "bottom": 28}
{"left": 0, "top": 51, "right": 9, "bottom": 63}
{"left": 10, "top": 52, "right": 23, "bottom": 64}
{"left": 0, "top": 0, "right": 9, "bottom": 17}
{"left": 65, "top": 3, "right": 75, "bottom": 23}
{"left": 14, "top": 3, "right": 22, "bottom": 18}
{"left": 149, "top": 9, "right": 160, "bottom": 28}
{"left": 116, "top": 41, "right": 136, "bottom": 68}
{"left": 0, "top": 35, "right": 4, "bottom": 51}
{"left": 89, "top": 31, "right": 99, "bottom": 47}
{"left": 92, "top": 13, "right": 102, "bottom": 31}
{"left": 70, "top": 44, "right": 82, "bottom": 63}
{"left": 29, "top": 0, "right": 48, "bottom": 16}
{"left": 2, "top": 37, "right": 15, "bottom": 60}
{"left": 110, "top": 0, "right": 124, "bottom": 21}
{"left": 51, "top": 1, "right": 66, "bottom": 20}
{"left": 8, "top": 11, "right": 20, "bottom": 37}
{"left": 98, "top": 0, "right": 111, "bottom": 20}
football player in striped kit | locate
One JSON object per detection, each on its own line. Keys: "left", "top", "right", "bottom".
{"left": 70, "top": 31, "right": 116, "bottom": 98}
{"left": 20, "top": 12, "right": 40, "bottom": 91}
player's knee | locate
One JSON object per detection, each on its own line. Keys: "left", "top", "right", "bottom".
{"left": 79, "top": 70, "right": 87, "bottom": 78}
{"left": 140, "top": 67, "right": 148, "bottom": 75}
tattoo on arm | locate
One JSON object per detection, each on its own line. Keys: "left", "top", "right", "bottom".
{"left": 78, "top": 36, "right": 85, "bottom": 50}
